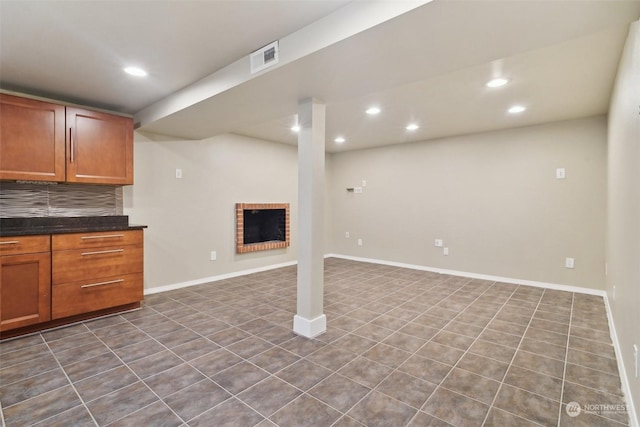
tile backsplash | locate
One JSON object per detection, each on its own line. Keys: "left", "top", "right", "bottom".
{"left": 0, "top": 182, "right": 123, "bottom": 217}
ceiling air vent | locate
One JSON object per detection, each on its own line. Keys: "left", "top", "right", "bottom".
{"left": 250, "top": 41, "right": 279, "bottom": 74}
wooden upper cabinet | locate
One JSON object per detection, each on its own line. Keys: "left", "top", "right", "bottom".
{"left": 0, "top": 94, "right": 134, "bottom": 185}
{"left": 66, "top": 107, "right": 133, "bottom": 185}
{"left": 0, "top": 94, "right": 66, "bottom": 181}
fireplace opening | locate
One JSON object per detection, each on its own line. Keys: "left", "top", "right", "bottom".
{"left": 236, "top": 203, "right": 290, "bottom": 253}
{"left": 243, "top": 208, "right": 286, "bottom": 244}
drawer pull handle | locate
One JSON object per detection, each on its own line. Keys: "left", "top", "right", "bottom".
{"left": 81, "top": 249, "right": 124, "bottom": 256}
{"left": 0, "top": 241, "right": 19, "bottom": 245}
{"left": 81, "top": 234, "right": 125, "bottom": 240}
{"left": 81, "top": 279, "right": 125, "bottom": 288}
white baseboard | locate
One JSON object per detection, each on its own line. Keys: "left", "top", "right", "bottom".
{"left": 326, "top": 253, "right": 606, "bottom": 296}
{"left": 143, "top": 260, "right": 297, "bottom": 295}
{"left": 293, "top": 314, "right": 327, "bottom": 338}
{"left": 148, "top": 254, "right": 605, "bottom": 297}
{"left": 603, "top": 295, "right": 639, "bottom": 427}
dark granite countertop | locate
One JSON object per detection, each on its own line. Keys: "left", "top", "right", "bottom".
{"left": 0, "top": 216, "right": 147, "bottom": 237}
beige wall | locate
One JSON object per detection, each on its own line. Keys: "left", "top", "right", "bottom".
{"left": 607, "top": 20, "right": 640, "bottom": 422}
{"left": 124, "top": 133, "right": 299, "bottom": 290}
{"left": 127, "top": 115, "right": 608, "bottom": 293}
{"left": 328, "top": 116, "right": 607, "bottom": 290}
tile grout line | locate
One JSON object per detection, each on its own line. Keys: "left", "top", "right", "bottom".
{"left": 124, "top": 305, "right": 287, "bottom": 425}
{"left": 556, "top": 292, "right": 575, "bottom": 426}
{"left": 1, "top": 260, "right": 622, "bottom": 427}
{"left": 99, "top": 306, "right": 277, "bottom": 425}
{"left": 289, "top": 275, "right": 449, "bottom": 425}
{"left": 400, "top": 280, "right": 507, "bottom": 426}
{"left": 142, "top": 295, "right": 310, "bottom": 425}
{"left": 84, "top": 315, "right": 195, "bottom": 426}
{"left": 478, "top": 287, "right": 549, "bottom": 426}
{"left": 326, "top": 279, "right": 436, "bottom": 425}
{"left": 125, "top": 283, "right": 610, "bottom": 426}
{"left": 393, "top": 281, "right": 498, "bottom": 406}
{"left": 342, "top": 277, "right": 516, "bottom": 426}
{"left": 0, "top": 348, "right": 64, "bottom": 389}
{"left": 37, "top": 331, "right": 100, "bottom": 427}
{"left": 428, "top": 282, "right": 529, "bottom": 426}
{"left": 0, "top": 397, "right": 5, "bottom": 427}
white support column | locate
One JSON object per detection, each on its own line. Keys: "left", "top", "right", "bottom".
{"left": 293, "top": 98, "right": 326, "bottom": 338}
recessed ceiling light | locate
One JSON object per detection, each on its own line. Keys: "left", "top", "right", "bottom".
{"left": 406, "top": 123, "right": 419, "bottom": 131}
{"left": 291, "top": 125, "right": 300, "bottom": 132}
{"left": 508, "top": 105, "right": 526, "bottom": 114}
{"left": 486, "top": 78, "right": 509, "bottom": 88}
{"left": 334, "top": 136, "right": 346, "bottom": 143}
{"left": 124, "top": 66, "right": 147, "bottom": 77}
{"left": 366, "top": 106, "right": 381, "bottom": 115}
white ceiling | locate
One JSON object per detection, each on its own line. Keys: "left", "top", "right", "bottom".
{"left": 1, "top": 1, "right": 638, "bottom": 153}
{"left": 0, "top": 0, "right": 350, "bottom": 112}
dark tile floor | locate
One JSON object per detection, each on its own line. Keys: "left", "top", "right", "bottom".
{"left": 0, "top": 258, "right": 630, "bottom": 426}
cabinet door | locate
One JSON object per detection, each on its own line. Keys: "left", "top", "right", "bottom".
{"left": 0, "top": 252, "right": 51, "bottom": 331}
{"left": 66, "top": 107, "right": 133, "bottom": 185}
{"left": 0, "top": 94, "right": 66, "bottom": 181}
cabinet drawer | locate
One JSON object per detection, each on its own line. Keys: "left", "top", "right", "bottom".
{"left": 52, "top": 244, "right": 142, "bottom": 285}
{"left": 52, "top": 230, "right": 142, "bottom": 251}
{"left": 52, "top": 273, "right": 142, "bottom": 319}
{"left": 0, "top": 235, "right": 50, "bottom": 256}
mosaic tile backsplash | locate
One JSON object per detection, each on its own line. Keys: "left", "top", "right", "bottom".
{"left": 0, "top": 182, "right": 123, "bottom": 218}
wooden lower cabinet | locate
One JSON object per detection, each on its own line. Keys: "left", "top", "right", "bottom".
{"left": 51, "top": 230, "right": 143, "bottom": 321}
{"left": 52, "top": 273, "right": 142, "bottom": 319}
{"left": 0, "top": 230, "right": 143, "bottom": 338}
{"left": 0, "top": 236, "right": 52, "bottom": 332}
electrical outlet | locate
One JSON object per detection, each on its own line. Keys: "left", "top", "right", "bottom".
{"left": 357, "top": 238, "right": 363, "bottom": 246}
{"left": 210, "top": 251, "right": 217, "bottom": 261}
{"left": 354, "top": 187, "right": 363, "bottom": 194}
{"left": 556, "top": 168, "right": 566, "bottom": 179}
{"left": 175, "top": 168, "right": 183, "bottom": 179}
{"left": 443, "top": 247, "right": 449, "bottom": 256}
{"left": 435, "top": 239, "right": 443, "bottom": 247}
{"left": 345, "top": 231, "right": 350, "bottom": 238}
{"left": 565, "top": 257, "right": 575, "bottom": 269}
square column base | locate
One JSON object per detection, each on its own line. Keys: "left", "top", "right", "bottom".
{"left": 293, "top": 314, "right": 326, "bottom": 338}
